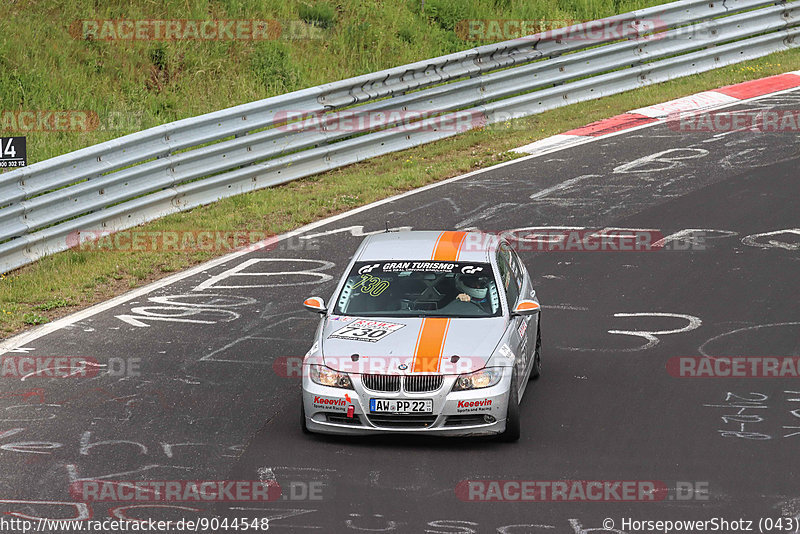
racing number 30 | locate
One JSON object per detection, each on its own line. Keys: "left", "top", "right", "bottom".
{"left": 353, "top": 274, "right": 390, "bottom": 297}
{"left": 336, "top": 326, "right": 390, "bottom": 340}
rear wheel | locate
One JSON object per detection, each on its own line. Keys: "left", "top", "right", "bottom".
{"left": 499, "top": 372, "right": 521, "bottom": 442}
{"left": 530, "top": 318, "right": 542, "bottom": 380}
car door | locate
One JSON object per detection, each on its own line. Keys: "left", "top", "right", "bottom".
{"left": 496, "top": 244, "right": 528, "bottom": 381}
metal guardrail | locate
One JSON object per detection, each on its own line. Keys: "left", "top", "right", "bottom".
{"left": 1, "top": 0, "right": 798, "bottom": 272}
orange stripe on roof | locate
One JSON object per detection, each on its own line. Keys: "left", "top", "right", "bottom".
{"left": 431, "top": 231, "right": 467, "bottom": 261}
{"left": 411, "top": 318, "right": 450, "bottom": 373}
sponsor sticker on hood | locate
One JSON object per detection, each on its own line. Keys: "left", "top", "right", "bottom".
{"left": 328, "top": 319, "right": 406, "bottom": 343}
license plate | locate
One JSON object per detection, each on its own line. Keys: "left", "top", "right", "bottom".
{"left": 369, "top": 399, "right": 433, "bottom": 414}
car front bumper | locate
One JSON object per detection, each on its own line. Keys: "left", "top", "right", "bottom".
{"left": 302, "top": 369, "right": 512, "bottom": 437}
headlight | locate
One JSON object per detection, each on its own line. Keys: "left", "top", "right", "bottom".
{"left": 309, "top": 365, "right": 353, "bottom": 389}
{"left": 452, "top": 367, "right": 504, "bottom": 391}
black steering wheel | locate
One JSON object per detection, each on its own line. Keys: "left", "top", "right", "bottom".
{"left": 460, "top": 295, "right": 487, "bottom": 312}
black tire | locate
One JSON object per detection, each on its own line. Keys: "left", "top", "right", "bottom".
{"left": 499, "top": 372, "right": 521, "bottom": 442}
{"left": 300, "top": 398, "right": 310, "bottom": 434}
{"left": 530, "top": 318, "right": 542, "bottom": 381}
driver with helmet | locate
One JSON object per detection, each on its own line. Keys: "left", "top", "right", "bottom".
{"left": 454, "top": 273, "right": 492, "bottom": 313}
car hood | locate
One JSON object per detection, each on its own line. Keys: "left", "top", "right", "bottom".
{"left": 321, "top": 316, "right": 507, "bottom": 375}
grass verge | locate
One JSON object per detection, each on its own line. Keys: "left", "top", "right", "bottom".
{"left": 1, "top": 51, "right": 798, "bottom": 338}
{"left": 2, "top": 0, "right": 670, "bottom": 164}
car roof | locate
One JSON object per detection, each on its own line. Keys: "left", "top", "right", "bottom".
{"left": 356, "top": 231, "right": 500, "bottom": 263}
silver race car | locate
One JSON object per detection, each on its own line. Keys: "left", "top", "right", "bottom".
{"left": 301, "top": 230, "right": 541, "bottom": 441}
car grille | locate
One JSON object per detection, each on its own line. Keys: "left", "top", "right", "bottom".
{"left": 361, "top": 374, "right": 401, "bottom": 392}
{"left": 367, "top": 414, "right": 438, "bottom": 428}
{"left": 361, "top": 374, "right": 443, "bottom": 392}
{"left": 404, "top": 375, "right": 444, "bottom": 392}
{"left": 444, "top": 414, "right": 489, "bottom": 427}
{"left": 325, "top": 413, "right": 362, "bottom": 425}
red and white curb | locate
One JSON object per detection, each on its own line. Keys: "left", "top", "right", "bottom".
{"left": 514, "top": 71, "right": 800, "bottom": 156}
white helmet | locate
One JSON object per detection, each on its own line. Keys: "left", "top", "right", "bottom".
{"left": 456, "top": 273, "right": 488, "bottom": 299}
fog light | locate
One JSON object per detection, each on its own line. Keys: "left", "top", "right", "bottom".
{"left": 484, "top": 415, "right": 496, "bottom": 423}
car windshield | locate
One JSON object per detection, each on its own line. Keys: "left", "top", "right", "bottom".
{"left": 333, "top": 261, "right": 501, "bottom": 318}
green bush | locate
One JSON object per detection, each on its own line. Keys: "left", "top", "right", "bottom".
{"left": 250, "top": 42, "right": 299, "bottom": 93}
{"left": 397, "top": 26, "right": 415, "bottom": 44}
{"left": 299, "top": 3, "right": 337, "bottom": 29}
{"left": 426, "top": 0, "right": 469, "bottom": 33}
{"left": 22, "top": 312, "right": 48, "bottom": 325}
{"left": 33, "top": 298, "right": 70, "bottom": 311}
{"left": 149, "top": 43, "right": 169, "bottom": 71}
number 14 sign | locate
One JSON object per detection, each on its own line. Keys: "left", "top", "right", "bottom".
{"left": 0, "top": 137, "right": 26, "bottom": 169}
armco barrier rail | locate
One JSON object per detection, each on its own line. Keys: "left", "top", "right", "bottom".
{"left": 1, "top": 0, "right": 798, "bottom": 272}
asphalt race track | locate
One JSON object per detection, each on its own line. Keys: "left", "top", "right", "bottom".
{"left": 1, "top": 88, "right": 799, "bottom": 533}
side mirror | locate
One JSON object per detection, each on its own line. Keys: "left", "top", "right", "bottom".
{"left": 303, "top": 296, "right": 327, "bottom": 313}
{"left": 512, "top": 299, "right": 540, "bottom": 316}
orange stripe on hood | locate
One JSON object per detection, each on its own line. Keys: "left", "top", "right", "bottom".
{"left": 411, "top": 318, "right": 450, "bottom": 373}
{"left": 431, "top": 231, "right": 467, "bottom": 261}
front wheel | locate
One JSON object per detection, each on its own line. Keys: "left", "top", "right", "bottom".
{"left": 300, "top": 398, "right": 310, "bottom": 434}
{"left": 499, "top": 372, "right": 521, "bottom": 442}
